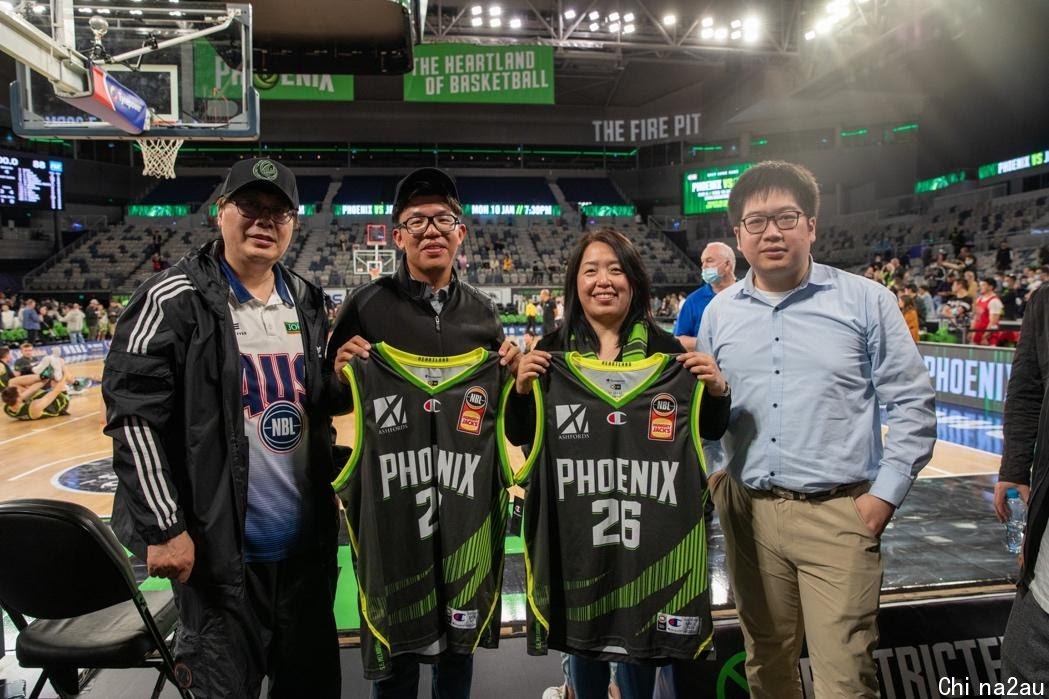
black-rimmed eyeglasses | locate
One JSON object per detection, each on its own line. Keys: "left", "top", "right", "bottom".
{"left": 739, "top": 210, "right": 805, "bottom": 235}
{"left": 230, "top": 199, "right": 296, "bottom": 225}
{"left": 396, "top": 214, "right": 461, "bottom": 236}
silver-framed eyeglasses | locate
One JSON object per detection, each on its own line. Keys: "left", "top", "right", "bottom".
{"left": 740, "top": 210, "right": 805, "bottom": 235}
{"left": 231, "top": 199, "right": 296, "bottom": 225}
{"left": 397, "top": 213, "right": 461, "bottom": 236}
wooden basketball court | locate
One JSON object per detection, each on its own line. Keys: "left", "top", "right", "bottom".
{"left": 0, "top": 358, "right": 1001, "bottom": 521}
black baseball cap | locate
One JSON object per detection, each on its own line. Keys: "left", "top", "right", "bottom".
{"left": 218, "top": 158, "right": 299, "bottom": 209}
{"left": 392, "top": 167, "right": 459, "bottom": 222}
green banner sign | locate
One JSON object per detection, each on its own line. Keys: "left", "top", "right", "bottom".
{"left": 193, "top": 40, "right": 354, "bottom": 102}
{"left": 581, "top": 204, "right": 636, "bottom": 218}
{"left": 404, "top": 44, "right": 554, "bottom": 104}
{"left": 683, "top": 163, "right": 753, "bottom": 215}
{"left": 463, "top": 203, "right": 560, "bottom": 216}
{"left": 208, "top": 203, "right": 316, "bottom": 216}
{"left": 914, "top": 171, "right": 966, "bottom": 193}
{"left": 978, "top": 148, "right": 1049, "bottom": 179}
{"left": 127, "top": 204, "right": 190, "bottom": 217}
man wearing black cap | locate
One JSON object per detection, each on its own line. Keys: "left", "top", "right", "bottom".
{"left": 103, "top": 158, "right": 342, "bottom": 697}
{"left": 328, "top": 166, "right": 518, "bottom": 696}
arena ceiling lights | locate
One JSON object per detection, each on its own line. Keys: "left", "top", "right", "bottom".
{"left": 804, "top": 0, "right": 870, "bottom": 40}
{"left": 421, "top": 1, "right": 802, "bottom": 64}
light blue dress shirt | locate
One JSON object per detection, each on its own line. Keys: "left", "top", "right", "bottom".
{"left": 698, "top": 261, "right": 936, "bottom": 507}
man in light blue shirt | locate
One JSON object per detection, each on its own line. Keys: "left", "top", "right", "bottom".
{"left": 699, "top": 161, "right": 936, "bottom": 698}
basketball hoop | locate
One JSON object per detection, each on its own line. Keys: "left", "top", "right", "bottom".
{"left": 137, "top": 137, "right": 185, "bottom": 179}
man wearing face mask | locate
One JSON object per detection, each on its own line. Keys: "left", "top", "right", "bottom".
{"left": 674, "top": 241, "right": 737, "bottom": 351}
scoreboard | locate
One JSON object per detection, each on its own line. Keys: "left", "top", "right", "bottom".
{"left": 0, "top": 152, "right": 64, "bottom": 210}
{"left": 682, "top": 163, "right": 751, "bottom": 215}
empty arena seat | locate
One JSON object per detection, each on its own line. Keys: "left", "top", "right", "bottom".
{"left": 557, "top": 177, "right": 626, "bottom": 204}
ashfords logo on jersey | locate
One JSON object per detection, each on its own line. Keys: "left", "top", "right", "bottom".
{"left": 259, "top": 401, "right": 304, "bottom": 453}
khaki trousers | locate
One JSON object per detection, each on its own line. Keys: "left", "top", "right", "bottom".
{"left": 711, "top": 475, "right": 883, "bottom": 698}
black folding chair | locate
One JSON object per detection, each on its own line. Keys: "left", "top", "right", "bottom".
{"left": 0, "top": 499, "right": 190, "bottom": 698}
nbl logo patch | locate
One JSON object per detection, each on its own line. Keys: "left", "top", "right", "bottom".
{"left": 556, "top": 404, "right": 589, "bottom": 439}
{"left": 447, "top": 607, "right": 479, "bottom": 629}
{"left": 648, "top": 393, "right": 677, "bottom": 441}
{"left": 457, "top": 386, "right": 487, "bottom": 435}
{"left": 259, "top": 401, "right": 304, "bottom": 453}
{"left": 374, "top": 394, "right": 407, "bottom": 433}
{"left": 657, "top": 613, "right": 700, "bottom": 636}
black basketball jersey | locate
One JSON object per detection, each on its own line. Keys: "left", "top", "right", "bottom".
{"left": 334, "top": 343, "right": 513, "bottom": 680}
{"left": 518, "top": 351, "right": 713, "bottom": 662}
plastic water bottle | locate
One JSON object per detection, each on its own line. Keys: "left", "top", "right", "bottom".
{"left": 1005, "top": 488, "right": 1026, "bottom": 555}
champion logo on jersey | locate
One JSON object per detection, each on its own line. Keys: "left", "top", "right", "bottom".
{"left": 457, "top": 386, "right": 487, "bottom": 435}
{"left": 648, "top": 392, "right": 677, "bottom": 442}
{"left": 556, "top": 404, "right": 589, "bottom": 439}
{"left": 657, "top": 613, "right": 700, "bottom": 636}
{"left": 374, "top": 394, "right": 407, "bottom": 433}
{"left": 606, "top": 411, "right": 627, "bottom": 425}
{"left": 423, "top": 398, "right": 441, "bottom": 413}
{"left": 258, "top": 400, "right": 304, "bottom": 453}
{"left": 447, "top": 607, "right": 478, "bottom": 629}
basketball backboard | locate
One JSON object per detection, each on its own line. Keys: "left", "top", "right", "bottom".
{"left": 8, "top": 1, "right": 258, "bottom": 141}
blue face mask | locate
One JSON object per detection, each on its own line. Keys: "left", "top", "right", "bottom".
{"left": 701, "top": 267, "right": 721, "bottom": 285}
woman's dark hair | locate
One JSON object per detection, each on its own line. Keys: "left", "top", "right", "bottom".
{"left": 560, "top": 227, "right": 653, "bottom": 352}
{"left": 1, "top": 386, "right": 19, "bottom": 407}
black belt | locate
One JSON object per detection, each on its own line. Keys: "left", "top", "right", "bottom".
{"left": 752, "top": 482, "right": 868, "bottom": 501}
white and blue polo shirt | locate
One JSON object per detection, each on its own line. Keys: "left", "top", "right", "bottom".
{"left": 222, "top": 259, "right": 308, "bottom": 563}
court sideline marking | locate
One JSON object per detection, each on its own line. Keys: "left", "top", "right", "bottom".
{"left": 7, "top": 448, "right": 110, "bottom": 481}
{"left": 0, "top": 411, "right": 100, "bottom": 447}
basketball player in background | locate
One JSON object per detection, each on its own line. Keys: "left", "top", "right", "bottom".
{"left": 328, "top": 166, "right": 519, "bottom": 698}
{"left": 103, "top": 158, "right": 342, "bottom": 697}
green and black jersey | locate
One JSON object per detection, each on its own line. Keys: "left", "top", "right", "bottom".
{"left": 517, "top": 351, "right": 713, "bottom": 663}
{"left": 4, "top": 388, "right": 69, "bottom": 420}
{"left": 333, "top": 343, "right": 514, "bottom": 680}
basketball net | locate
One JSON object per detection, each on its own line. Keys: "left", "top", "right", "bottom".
{"left": 137, "top": 137, "right": 185, "bottom": 179}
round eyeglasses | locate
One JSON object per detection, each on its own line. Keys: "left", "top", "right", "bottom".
{"left": 396, "top": 213, "right": 462, "bottom": 236}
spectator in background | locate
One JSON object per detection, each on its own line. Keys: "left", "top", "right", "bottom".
{"left": 971, "top": 278, "right": 1004, "bottom": 345}
{"left": 20, "top": 299, "right": 42, "bottom": 344}
{"left": 963, "top": 270, "right": 979, "bottom": 299}
{"left": 38, "top": 305, "right": 56, "bottom": 343}
{"left": 899, "top": 294, "right": 920, "bottom": 342}
{"left": 106, "top": 299, "right": 123, "bottom": 339}
{"left": 997, "top": 240, "right": 1013, "bottom": 274}
{"left": 942, "top": 279, "right": 974, "bottom": 338}
{"left": 1038, "top": 245, "right": 1049, "bottom": 270}
{"left": 916, "top": 285, "right": 936, "bottom": 325}
{"left": 950, "top": 228, "right": 966, "bottom": 257}
{"left": 1001, "top": 276, "right": 1022, "bottom": 321}
{"left": 674, "top": 242, "right": 738, "bottom": 351}
{"left": 524, "top": 296, "right": 538, "bottom": 334}
{"left": 0, "top": 303, "right": 15, "bottom": 331}
{"left": 84, "top": 299, "right": 99, "bottom": 340}
{"left": 61, "top": 302, "right": 86, "bottom": 344}
{"left": 502, "top": 253, "right": 514, "bottom": 273}
{"left": 959, "top": 247, "right": 978, "bottom": 275}
{"left": 539, "top": 288, "right": 557, "bottom": 337}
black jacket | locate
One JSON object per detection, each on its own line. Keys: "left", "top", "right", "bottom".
{"left": 1000, "top": 285, "right": 1049, "bottom": 586}
{"left": 103, "top": 240, "right": 342, "bottom": 585}
{"left": 504, "top": 324, "right": 731, "bottom": 447}
{"left": 327, "top": 258, "right": 505, "bottom": 360}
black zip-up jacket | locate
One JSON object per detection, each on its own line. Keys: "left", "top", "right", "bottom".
{"left": 327, "top": 258, "right": 505, "bottom": 362}
{"left": 1000, "top": 285, "right": 1049, "bottom": 587}
{"left": 103, "top": 240, "right": 342, "bottom": 585}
